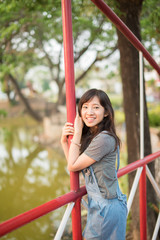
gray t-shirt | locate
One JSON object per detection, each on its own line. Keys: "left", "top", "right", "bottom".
{"left": 84, "top": 131, "right": 118, "bottom": 199}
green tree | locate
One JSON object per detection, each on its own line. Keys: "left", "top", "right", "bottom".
{"left": 0, "top": 0, "right": 117, "bottom": 119}
{"left": 141, "top": 0, "right": 160, "bottom": 48}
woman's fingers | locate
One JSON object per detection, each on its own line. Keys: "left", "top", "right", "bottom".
{"left": 64, "top": 128, "right": 74, "bottom": 135}
{"left": 65, "top": 122, "right": 73, "bottom": 126}
{"left": 63, "top": 122, "right": 74, "bottom": 136}
{"left": 61, "top": 123, "right": 74, "bottom": 144}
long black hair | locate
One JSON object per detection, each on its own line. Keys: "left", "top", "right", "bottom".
{"left": 78, "top": 89, "right": 120, "bottom": 153}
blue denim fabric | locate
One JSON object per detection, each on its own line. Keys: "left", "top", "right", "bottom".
{"left": 82, "top": 148, "right": 127, "bottom": 240}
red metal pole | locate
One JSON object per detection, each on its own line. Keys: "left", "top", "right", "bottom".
{"left": 61, "top": 0, "right": 82, "bottom": 239}
{"left": 0, "top": 187, "right": 87, "bottom": 237}
{"left": 139, "top": 166, "right": 147, "bottom": 240}
{"left": 117, "top": 151, "right": 160, "bottom": 178}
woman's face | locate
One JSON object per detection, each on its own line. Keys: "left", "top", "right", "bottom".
{"left": 81, "top": 96, "right": 107, "bottom": 130}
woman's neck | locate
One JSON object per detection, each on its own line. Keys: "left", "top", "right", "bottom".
{"left": 89, "top": 126, "right": 98, "bottom": 135}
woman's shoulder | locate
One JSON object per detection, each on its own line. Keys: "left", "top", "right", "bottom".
{"left": 96, "top": 131, "right": 114, "bottom": 138}
{"left": 94, "top": 131, "right": 115, "bottom": 144}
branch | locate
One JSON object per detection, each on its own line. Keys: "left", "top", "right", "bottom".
{"left": 8, "top": 74, "right": 42, "bottom": 122}
{"left": 75, "top": 45, "right": 118, "bottom": 85}
{"left": 39, "top": 42, "right": 57, "bottom": 83}
{"left": 56, "top": 43, "right": 63, "bottom": 84}
{"left": 74, "top": 18, "right": 105, "bottom": 63}
{"left": 74, "top": 40, "right": 95, "bottom": 63}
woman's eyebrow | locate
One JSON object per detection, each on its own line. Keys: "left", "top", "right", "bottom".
{"left": 92, "top": 103, "right": 100, "bottom": 106}
{"left": 82, "top": 103, "right": 88, "bottom": 105}
{"left": 83, "top": 102, "right": 100, "bottom": 106}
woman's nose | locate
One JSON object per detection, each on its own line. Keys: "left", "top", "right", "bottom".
{"left": 87, "top": 108, "right": 94, "bottom": 114}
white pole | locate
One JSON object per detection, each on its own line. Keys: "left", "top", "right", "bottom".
{"left": 127, "top": 167, "right": 143, "bottom": 214}
{"left": 139, "top": 51, "right": 144, "bottom": 159}
{"left": 146, "top": 165, "right": 160, "bottom": 199}
{"left": 152, "top": 212, "right": 160, "bottom": 240}
{"left": 54, "top": 202, "right": 75, "bottom": 240}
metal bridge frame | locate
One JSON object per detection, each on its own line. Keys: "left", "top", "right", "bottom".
{"left": 0, "top": 0, "right": 160, "bottom": 239}
{"left": 0, "top": 152, "right": 159, "bottom": 239}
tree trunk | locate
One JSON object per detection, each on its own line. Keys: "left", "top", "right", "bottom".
{"left": 8, "top": 74, "right": 42, "bottom": 122}
{"left": 57, "top": 81, "right": 66, "bottom": 105}
{"left": 4, "top": 76, "right": 12, "bottom": 103}
{"left": 116, "top": 1, "right": 157, "bottom": 239}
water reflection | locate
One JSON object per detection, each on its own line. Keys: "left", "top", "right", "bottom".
{"left": 0, "top": 119, "right": 70, "bottom": 240}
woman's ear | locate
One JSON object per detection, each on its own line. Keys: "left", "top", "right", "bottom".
{"left": 104, "top": 112, "right": 108, "bottom": 117}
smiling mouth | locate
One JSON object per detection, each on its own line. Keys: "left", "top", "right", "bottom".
{"left": 86, "top": 117, "right": 96, "bottom": 123}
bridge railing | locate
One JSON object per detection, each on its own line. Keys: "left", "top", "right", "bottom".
{"left": 0, "top": 151, "right": 159, "bottom": 239}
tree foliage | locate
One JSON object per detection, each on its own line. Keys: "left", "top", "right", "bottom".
{"left": 0, "top": 0, "right": 117, "bottom": 106}
{"left": 141, "top": 0, "right": 160, "bottom": 47}
{"left": 0, "top": 0, "right": 159, "bottom": 111}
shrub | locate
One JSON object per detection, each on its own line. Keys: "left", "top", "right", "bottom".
{"left": 0, "top": 109, "right": 7, "bottom": 118}
{"left": 115, "top": 110, "right": 125, "bottom": 125}
{"left": 148, "top": 105, "right": 160, "bottom": 127}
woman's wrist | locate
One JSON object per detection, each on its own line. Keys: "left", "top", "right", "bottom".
{"left": 74, "top": 130, "right": 82, "bottom": 137}
{"left": 71, "top": 139, "right": 81, "bottom": 147}
{"left": 72, "top": 132, "right": 81, "bottom": 143}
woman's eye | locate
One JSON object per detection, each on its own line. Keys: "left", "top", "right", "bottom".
{"left": 94, "top": 106, "right": 99, "bottom": 109}
{"left": 82, "top": 106, "right": 88, "bottom": 109}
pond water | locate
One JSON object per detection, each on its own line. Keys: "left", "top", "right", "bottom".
{"left": 0, "top": 117, "right": 71, "bottom": 240}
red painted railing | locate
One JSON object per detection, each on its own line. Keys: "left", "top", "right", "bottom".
{"left": 117, "top": 151, "right": 160, "bottom": 178}
{"left": 91, "top": 0, "right": 160, "bottom": 75}
{"left": 61, "top": 0, "right": 82, "bottom": 239}
{"left": 0, "top": 187, "right": 87, "bottom": 237}
{"left": 0, "top": 151, "right": 159, "bottom": 238}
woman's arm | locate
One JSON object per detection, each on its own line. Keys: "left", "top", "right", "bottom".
{"left": 61, "top": 114, "right": 96, "bottom": 171}
{"left": 61, "top": 122, "right": 74, "bottom": 160}
{"left": 67, "top": 114, "right": 96, "bottom": 172}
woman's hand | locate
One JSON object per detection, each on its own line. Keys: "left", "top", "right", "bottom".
{"left": 61, "top": 122, "right": 74, "bottom": 144}
{"left": 74, "top": 113, "right": 84, "bottom": 135}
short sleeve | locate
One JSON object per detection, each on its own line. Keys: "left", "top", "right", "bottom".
{"left": 84, "top": 132, "right": 115, "bottom": 162}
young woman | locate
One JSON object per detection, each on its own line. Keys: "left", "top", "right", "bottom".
{"left": 61, "top": 89, "right": 127, "bottom": 240}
